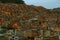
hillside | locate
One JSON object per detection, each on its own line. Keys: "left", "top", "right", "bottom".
{"left": 0, "top": 3, "right": 46, "bottom": 28}
{"left": 0, "top": 3, "right": 60, "bottom": 30}
{"left": 0, "top": 3, "right": 60, "bottom": 40}
{"left": 53, "top": 7, "right": 60, "bottom": 10}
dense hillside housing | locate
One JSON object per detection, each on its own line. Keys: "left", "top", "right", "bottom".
{"left": 0, "top": 3, "right": 60, "bottom": 40}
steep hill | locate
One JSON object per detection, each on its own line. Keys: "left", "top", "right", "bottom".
{"left": 0, "top": 3, "right": 60, "bottom": 30}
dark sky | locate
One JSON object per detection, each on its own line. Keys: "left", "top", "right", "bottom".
{"left": 23, "top": 0, "right": 60, "bottom": 9}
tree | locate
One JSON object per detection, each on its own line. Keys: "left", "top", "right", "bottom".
{"left": 0, "top": 0, "right": 25, "bottom": 4}
{"left": 0, "top": 25, "right": 7, "bottom": 33}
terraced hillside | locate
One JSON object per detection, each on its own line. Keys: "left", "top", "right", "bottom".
{"left": 0, "top": 3, "right": 60, "bottom": 40}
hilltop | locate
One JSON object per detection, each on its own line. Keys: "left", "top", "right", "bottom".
{"left": 53, "top": 7, "right": 60, "bottom": 10}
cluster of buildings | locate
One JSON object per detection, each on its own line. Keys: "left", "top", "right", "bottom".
{"left": 0, "top": 3, "right": 60, "bottom": 40}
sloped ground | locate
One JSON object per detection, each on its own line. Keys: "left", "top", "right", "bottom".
{"left": 0, "top": 3, "right": 60, "bottom": 40}
{"left": 0, "top": 3, "right": 47, "bottom": 29}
